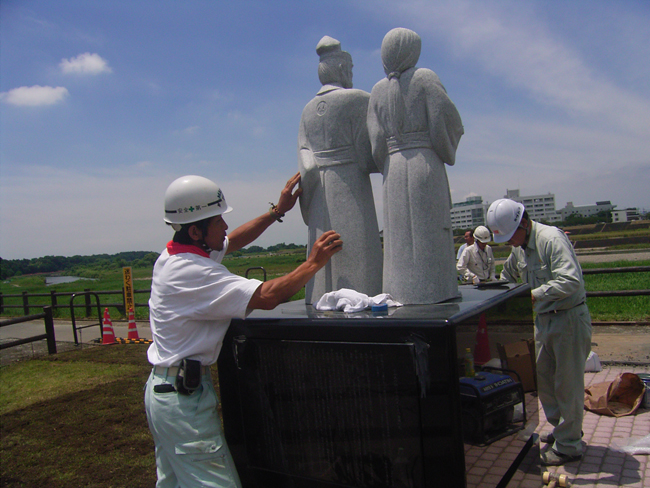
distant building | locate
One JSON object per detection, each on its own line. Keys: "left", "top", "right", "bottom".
{"left": 505, "top": 189, "right": 561, "bottom": 222}
{"left": 557, "top": 200, "right": 615, "bottom": 221}
{"left": 450, "top": 196, "right": 487, "bottom": 230}
{"left": 612, "top": 208, "right": 640, "bottom": 222}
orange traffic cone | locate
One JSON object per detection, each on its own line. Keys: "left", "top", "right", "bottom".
{"left": 102, "top": 308, "right": 116, "bottom": 345}
{"left": 127, "top": 308, "right": 140, "bottom": 340}
{"left": 474, "top": 313, "right": 491, "bottom": 365}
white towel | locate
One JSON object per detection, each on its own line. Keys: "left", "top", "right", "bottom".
{"left": 314, "top": 288, "right": 402, "bottom": 312}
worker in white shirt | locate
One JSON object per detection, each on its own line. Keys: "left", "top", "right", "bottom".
{"left": 487, "top": 198, "right": 591, "bottom": 467}
{"left": 456, "top": 230, "right": 474, "bottom": 260}
{"left": 456, "top": 226, "right": 496, "bottom": 284}
{"left": 144, "top": 173, "right": 342, "bottom": 488}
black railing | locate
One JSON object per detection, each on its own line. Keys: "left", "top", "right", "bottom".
{"left": 0, "top": 306, "right": 57, "bottom": 355}
{"left": 583, "top": 266, "right": 650, "bottom": 298}
{"left": 0, "top": 288, "right": 150, "bottom": 317}
{"left": 70, "top": 292, "right": 103, "bottom": 345}
{"left": 1, "top": 266, "right": 648, "bottom": 317}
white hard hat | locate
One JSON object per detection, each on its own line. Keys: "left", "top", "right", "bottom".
{"left": 164, "top": 175, "right": 232, "bottom": 229}
{"left": 473, "top": 226, "right": 492, "bottom": 243}
{"left": 486, "top": 199, "right": 525, "bottom": 243}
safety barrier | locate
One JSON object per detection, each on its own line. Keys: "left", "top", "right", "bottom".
{"left": 1, "top": 266, "right": 647, "bottom": 318}
{"left": 0, "top": 306, "right": 57, "bottom": 355}
{"left": 583, "top": 266, "right": 650, "bottom": 298}
{"left": 0, "top": 288, "right": 150, "bottom": 317}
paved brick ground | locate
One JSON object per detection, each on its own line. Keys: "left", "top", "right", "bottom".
{"left": 537, "top": 364, "right": 650, "bottom": 488}
{"left": 464, "top": 364, "right": 649, "bottom": 488}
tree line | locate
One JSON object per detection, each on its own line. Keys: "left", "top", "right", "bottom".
{"left": 0, "top": 243, "right": 305, "bottom": 280}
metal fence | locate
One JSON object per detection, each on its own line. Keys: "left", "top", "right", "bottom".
{"left": 1, "top": 266, "right": 649, "bottom": 319}
{"left": 0, "top": 288, "right": 151, "bottom": 317}
{"left": 0, "top": 306, "right": 57, "bottom": 355}
{"left": 583, "top": 266, "right": 650, "bottom": 297}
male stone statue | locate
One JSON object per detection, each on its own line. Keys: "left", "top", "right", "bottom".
{"left": 367, "top": 28, "right": 464, "bottom": 304}
{"left": 298, "top": 36, "right": 383, "bottom": 304}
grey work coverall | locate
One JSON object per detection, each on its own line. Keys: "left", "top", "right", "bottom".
{"left": 525, "top": 221, "right": 592, "bottom": 457}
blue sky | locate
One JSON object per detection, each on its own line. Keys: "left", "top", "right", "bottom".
{"left": 1, "top": 0, "right": 649, "bottom": 260}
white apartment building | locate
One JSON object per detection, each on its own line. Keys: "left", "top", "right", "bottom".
{"left": 612, "top": 208, "right": 640, "bottom": 222}
{"left": 557, "top": 200, "right": 615, "bottom": 220}
{"left": 505, "top": 189, "right": 561, "bottom": 222}
{"left": 450, "top": 196, "right": 487, "bottom": 230}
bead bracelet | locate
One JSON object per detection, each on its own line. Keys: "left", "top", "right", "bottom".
{"left": 269, "top": 203, "right": 285, "bottom": 222}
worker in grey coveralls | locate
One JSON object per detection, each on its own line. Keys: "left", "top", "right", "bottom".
{"left": 487, "top": 198, "right": 592, "bottom": 467}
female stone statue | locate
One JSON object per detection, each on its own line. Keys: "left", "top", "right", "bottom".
{"left": 368, "top": 28, "right": 464, "bottom": 304}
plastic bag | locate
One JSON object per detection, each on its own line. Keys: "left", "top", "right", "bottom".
{"left": 611, "top": 434, "right": 650, "bottom": 455}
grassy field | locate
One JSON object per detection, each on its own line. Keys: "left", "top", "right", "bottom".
{"left": 0, "top": 256, "right": 648, "bottom": 486}
{"left": 1, "top": 251, "right": 648, "bottom": 322}
{"left": 0, "top": 344, "right": 157, "bottom": 488}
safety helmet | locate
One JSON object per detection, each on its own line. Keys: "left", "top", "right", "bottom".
{"left": 473, "top": 226, "right": 492, "bottom": 243}
{"left": 486, "top": 199, "right": 525, "bottom": 243}
{"left": 163, "top": 175, "right": 232, "bottom": 230}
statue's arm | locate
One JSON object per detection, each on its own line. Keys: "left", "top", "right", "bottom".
{"left": 367, "top": 90, "right": 388, "bottom": 174}
{"left": 298, "top": 116, "right": 317, "bottom": 225}
{"left": 420, "top": 70, "right": 464, "bottom": 166}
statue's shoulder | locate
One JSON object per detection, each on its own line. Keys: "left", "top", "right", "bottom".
{"left": 370, "top": 77, "right": 389, "bottom": 95}
{"left": 411, "top": 67, "right": 442, "bottom": 85}
{"left": 340, "top": 88, "right": 370, "bottom": 102}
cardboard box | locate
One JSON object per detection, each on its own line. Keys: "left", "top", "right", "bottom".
{"left": 496, "top": 339, "right": 537, "bottom": 393}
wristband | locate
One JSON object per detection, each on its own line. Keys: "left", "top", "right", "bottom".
{"left": 269, "top": 203, "right": 285, "bottom": 222}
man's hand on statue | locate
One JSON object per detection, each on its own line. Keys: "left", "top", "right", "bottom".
{"left": 308, "top": 230, "right": 342, "bottom": 267}
{"left": 276, "top": 172, "right": 303, "bottom": 214}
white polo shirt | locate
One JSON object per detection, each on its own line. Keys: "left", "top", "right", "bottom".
{"left": 147, "top": 238, "right": 262, "bottom": 367}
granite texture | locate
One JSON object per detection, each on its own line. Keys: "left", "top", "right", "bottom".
{"left": 298, "top": 36, "right": 382, "bottom": 304}
{"left": 368, "top": 28, "right": 464, "bottom": 304}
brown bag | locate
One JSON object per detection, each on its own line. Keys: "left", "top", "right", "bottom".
{"left": 584, "top": 373, "right": 645, "bottom": 417}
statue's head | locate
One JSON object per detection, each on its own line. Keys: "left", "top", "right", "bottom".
{"left": 316, "top": 36, "right": 353, "bottom": 88}
{"left": 381, "top": 28, "right": 421, "bottom": 78}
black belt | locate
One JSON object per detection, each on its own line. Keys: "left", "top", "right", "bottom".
{"left": 539, "top": 301, "right": 585, "bottom": 315}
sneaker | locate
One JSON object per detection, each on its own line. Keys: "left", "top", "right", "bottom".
{"left": 541, "top": 449, "right": 582, "bottom": 466}
{"left": 540, "top": 432, "right": 555, "bottom": 444}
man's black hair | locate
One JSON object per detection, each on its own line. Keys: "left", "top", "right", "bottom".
{"left": 172, "top": 217, "right": 212, "bottom": 246}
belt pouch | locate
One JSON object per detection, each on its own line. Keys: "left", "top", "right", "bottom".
{"left": 176, "top": 358, "right": 202, "bottom": 395}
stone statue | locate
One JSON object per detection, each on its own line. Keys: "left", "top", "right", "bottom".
{"left": 367, "top": 28, "right": 464, "bottom": 304}
{"left": 298, "top": 36, "right": 383, "bottom": 304}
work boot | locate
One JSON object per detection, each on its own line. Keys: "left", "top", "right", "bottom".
{"left": 540, "top": 432, "right": 555, "bottom": 444}
{"left": 539, "top": 430, "right": 583, "bottom": 444}
{"left": 541, "top": 449, "right": 582, "bottom": 466}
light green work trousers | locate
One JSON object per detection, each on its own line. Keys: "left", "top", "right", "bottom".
{"left": 535, "top": 303, "right": 592, "bottom": 456}
{"left": 144, "top": 369, "right": 242, "bottom": 488}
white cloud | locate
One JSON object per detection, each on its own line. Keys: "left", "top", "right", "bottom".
{"left": 0, "top": 85, "right": 69, "bottom": 106}
{"left": 371, "top": 1, "right": 650, "bottom": 136}
{"left": 59, "top": 52, "right": 112, "bottom": 75}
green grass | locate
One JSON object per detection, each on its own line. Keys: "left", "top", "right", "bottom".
{"left": 494, "top": 260, "right": 650, "bottom": 322}
{"left": 3, "top": 252, "right": 648, "bottom": 322}
{"left": 581, "top": 261, "right": 650, "bottom": 321}
{"left": 0, "top": 344, "right": 158, "bottom": 488}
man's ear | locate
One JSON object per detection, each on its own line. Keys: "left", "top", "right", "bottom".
{"left": 187, "top": 224, "right": 202, "bottom": 241}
